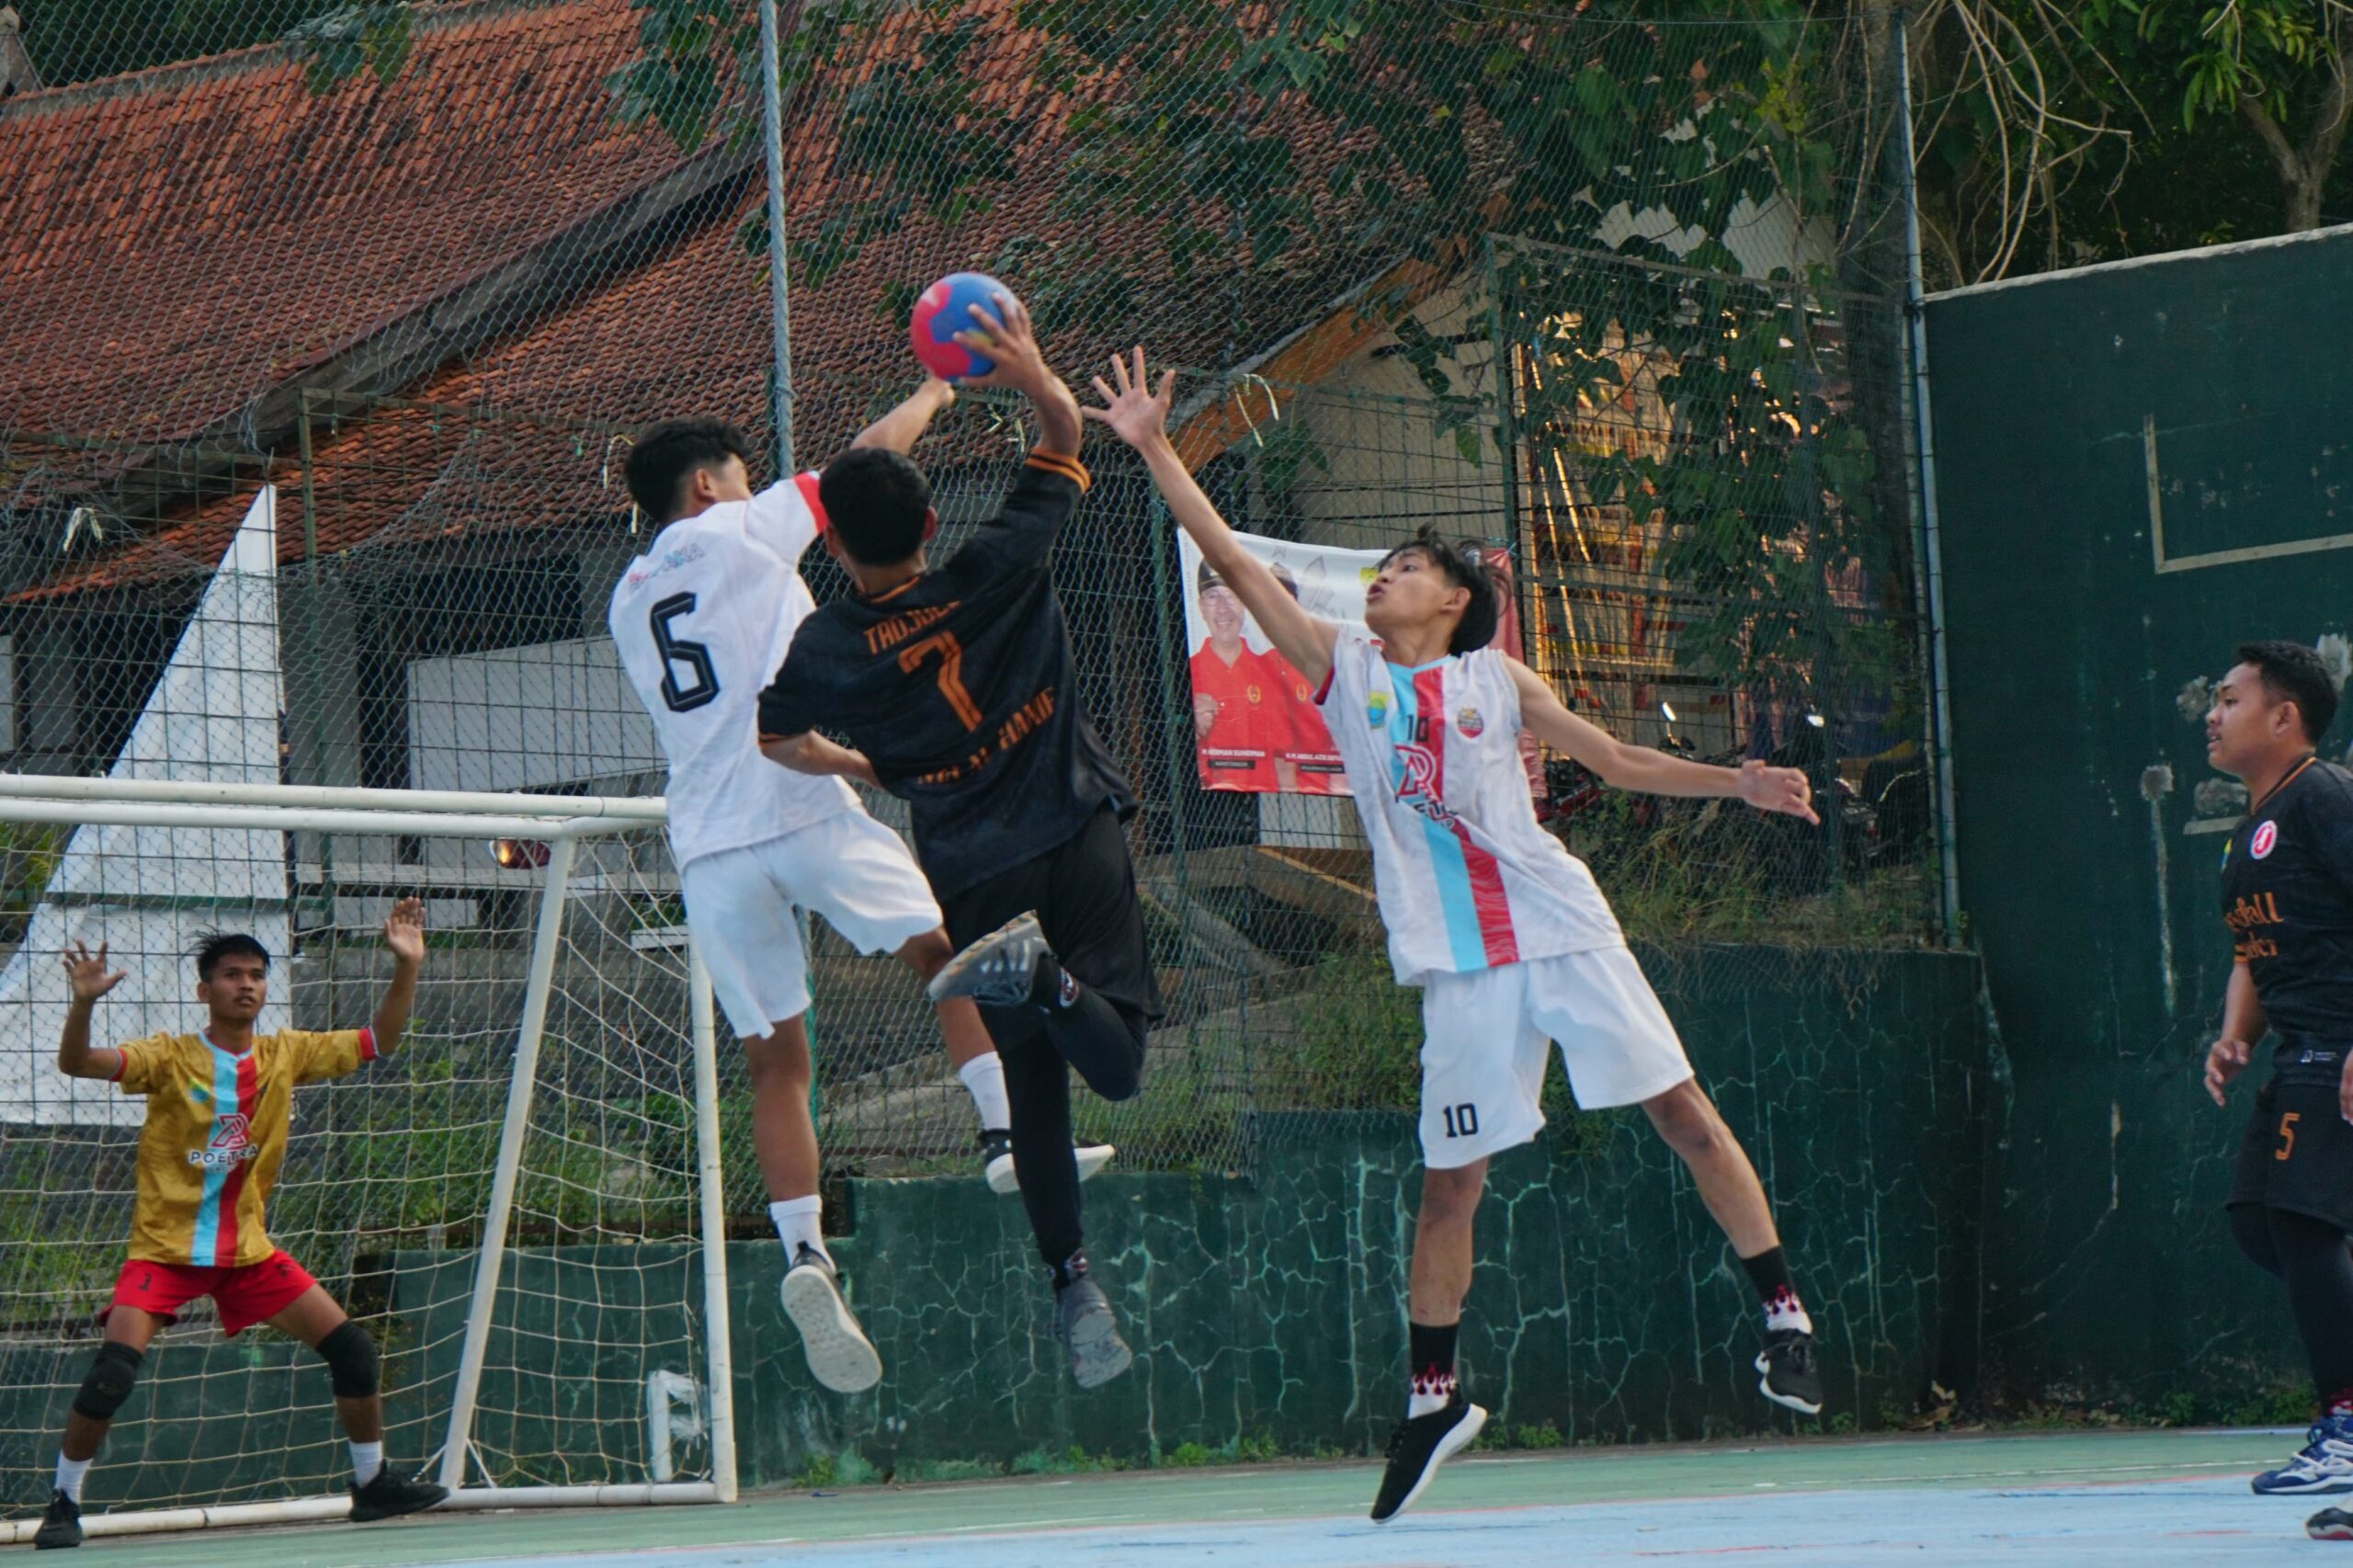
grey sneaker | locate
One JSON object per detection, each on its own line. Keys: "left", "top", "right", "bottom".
{"left": 780, "top": 1244, "right": 883, "bottom": 1393}
{"left": 927, "top": 913, "right": 1050, "bottom": 1008}
{"left": 1053, "top": 1277, "right": 1134, "bottom": 1389}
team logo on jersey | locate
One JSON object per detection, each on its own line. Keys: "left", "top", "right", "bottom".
{"left": 2253, "top": 821, "right": 2279, "bottom": 859}
{"left": 187, "top": 1080, "right": 213, "bottom": 1108}
{"left": 1392, "top": 744, "right": 1458, "bottom": 824}
{"left": 1246, "top": 684, "right": 1263, "bottom": 705}
{"left": 1457, "top": 706, "right": 1484, "bottom": 738}
{"left": 1367, "top": 690, "right": 1391, "bottom": 728}
{"left": 188, "top": 1113, "right": 259, "bottom": 1168}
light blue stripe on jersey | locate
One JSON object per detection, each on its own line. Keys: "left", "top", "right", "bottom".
{"left": 188, "top": 1045, "right": 241, "bottom": 1266}
{"left": 1386, "top": 662, "right": 1486, "bottom": 972}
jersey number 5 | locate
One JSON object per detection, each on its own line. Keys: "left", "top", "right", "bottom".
{"left": 899, "top": 630, "right": 983, "bottom": 730}
{"left": 650, "top": 593, "right": 719, "bottom": 712}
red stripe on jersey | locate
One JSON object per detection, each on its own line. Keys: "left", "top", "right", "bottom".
{"left": 211, "top": 1052, "right": 261, "bottom": 1266}
{"left": 795, "top": 472, "right": 830, "bottom": 534}
{"left": 1413, "top": 666, "right": 1518, "bottom": 965}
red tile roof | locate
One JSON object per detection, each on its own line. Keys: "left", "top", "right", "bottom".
{"left": 0, "top": 0, "right": 703, "bottom": 444}
{"left": 8, "top": 0, "right": 1411, "bottom": 597}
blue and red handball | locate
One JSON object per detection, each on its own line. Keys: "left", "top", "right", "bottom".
{"left": 910, "top": 271, "right": 1017, "bottom": 381}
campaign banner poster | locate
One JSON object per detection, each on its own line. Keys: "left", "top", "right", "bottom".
{"left": 1175, "top": 528, "right": 1539, "bottom": 797}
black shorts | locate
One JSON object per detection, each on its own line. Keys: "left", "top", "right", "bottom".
{"left": 937, "top": 805, "right": 1165, "bottom": 1021}
{"left": 2229, "top": 1076, "right": 2353, "bottom": 1231}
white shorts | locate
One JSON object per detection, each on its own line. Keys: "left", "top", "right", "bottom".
{"left": 1417, "top": 947, "right": 1694, "bottom": 1168}
{"left": 680, "top": 811, "right": 942, "bottom": 1039}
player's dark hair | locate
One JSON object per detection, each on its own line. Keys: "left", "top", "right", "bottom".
{"left": 2236, "top": 640, "right": 2338, "bottom": 744}
{"left": 192, "top": 931, "right": 269, "bottom": 983}
{"left": 1378, "top": 527, "right": 1499, "bottom": 655}
{"left": 623, "top": 418, "right": 754, "bottom": 527}
{"left": 820, "top": 448, "right": 934, "bottom": 567}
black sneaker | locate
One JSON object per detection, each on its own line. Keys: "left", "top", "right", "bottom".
{"left": 926, "top": 913, "right": 1050, "bottom": 1007}
{"left": 1370, "top": 1398, "right": 1488, "bottom": 1523}
{"left": 1756, "top": 1327, "right": 1824, "bottom": 1415}
{"left": 780, "top": 1244, "right": 883, "bottom": 1393}
{"left": 32, "top": 1490, "right": 81, "bottom": 1549}
{"left": 2311, "top": 1506, "right": 2353, "bottom": 1540}
{"left": 1053, "top": 1276, "right": 1134, "bottom": 1389}
{"left": 348, "top": 1467, "right": 448, "bottom": 1523}
{"left": 979, "top": 1129, "right": 1117, "bottom": 1196}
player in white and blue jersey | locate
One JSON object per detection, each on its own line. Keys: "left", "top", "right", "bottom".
{"left": 1087, "top": 347, "right": 1828, "bottom": 1524}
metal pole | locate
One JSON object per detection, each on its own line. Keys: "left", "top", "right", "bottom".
{"left": 758, "top": 0, "right": 796, "bottom": 476}
{"left": 0, "top": 799, "right": 613, "bottom": 842}
{"left": 438, "top": 834, "right": 575, "bottom": 1492}
{"left": 687, "top": 941, "right": 738, "bottom": 1503}
{"left": 1897, "top": 15, "right": 1963, "bottom": 941}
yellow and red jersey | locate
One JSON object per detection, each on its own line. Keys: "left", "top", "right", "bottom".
{"left": 113, "top": 1028, "right": 376, "bottom": 1267}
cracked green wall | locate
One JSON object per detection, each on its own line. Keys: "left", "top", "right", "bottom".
{"left": 1, "top": 948, "right": 1985, "bottom": 1501}
{"left": 1927, "top": 231, "right": 2353, "bottom": 1414}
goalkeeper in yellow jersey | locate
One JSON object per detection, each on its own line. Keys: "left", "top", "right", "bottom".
{"left": 32, "top": 901, "right": 448, "bottom": 1550}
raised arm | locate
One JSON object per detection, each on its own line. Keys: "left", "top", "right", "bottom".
{"left": 55, "top": 939, "right": 125, "bottom": 1081}
{"left": 1085, "top": 347, "right": 1338, "bottom": 687}
{"left": 849, "top": 377, "right": 955, "bottom": 455}
{"left": 369, "top": 896, "right": 426, "bottom": 1054}
{"left": 951, "top": 290, "right": 1082, "bottom": 458}
{"left": 1505, "top": 661, "right": 1817, "bottom": 821}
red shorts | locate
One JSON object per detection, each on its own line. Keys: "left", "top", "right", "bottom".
{"left": 108, "top": 1250, "right": 318, "bottom": 1337}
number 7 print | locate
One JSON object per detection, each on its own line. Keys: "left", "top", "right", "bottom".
{"left": 899, "top": 630, "right": 983, "bottom": 730}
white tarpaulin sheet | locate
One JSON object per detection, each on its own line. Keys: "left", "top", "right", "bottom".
{"left": 0, "top": 488, "right": 290, "bottom": 1125}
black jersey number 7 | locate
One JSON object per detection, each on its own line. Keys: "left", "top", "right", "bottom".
{"left": 650, "top": 593, "right": 719, "bottom": 712}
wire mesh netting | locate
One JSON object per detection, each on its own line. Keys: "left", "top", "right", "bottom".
{"left": 1, "top": 0, "right": 1941, "bottom": 1517}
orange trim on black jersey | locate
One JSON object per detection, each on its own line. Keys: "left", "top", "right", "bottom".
{"left": 2255, "top": 754, "right": 2321, "bottom": 814}
{"left": 1026, "top": 448, "right": 1091, "bottom": 492}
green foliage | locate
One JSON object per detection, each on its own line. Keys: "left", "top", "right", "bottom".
{"left": 17, "top": 0, "right": 357, "bottom": 86}
{"left": 285, "top": 2, "right": 414, "bottom": 94}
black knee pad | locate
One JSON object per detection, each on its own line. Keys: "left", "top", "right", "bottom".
{"left": 72, "top": 1341, "right": 143, "bottom": 1422}
{"left": 315, "top": 1321, "right": 380, "bottom": 1399}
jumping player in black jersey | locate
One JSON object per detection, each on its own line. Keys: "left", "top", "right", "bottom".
{"left": 757, "top": 291, "right": 1154, "bottom": 1390}
{"left": 2198, "top": 642, "right": 2353, "bottom": 1536}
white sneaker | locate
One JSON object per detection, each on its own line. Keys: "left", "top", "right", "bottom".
{"left": 979, "top": 1130, "right": 1116, "bottom": 1195}
{"left": 779, "top": 1244, "right": 882, "bottom": 1394}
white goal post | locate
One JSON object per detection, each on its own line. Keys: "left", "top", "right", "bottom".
{"left": 0, "top": 778, "right": 736, "bottom": 1543}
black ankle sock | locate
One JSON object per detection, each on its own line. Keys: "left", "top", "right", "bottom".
{"left": 1738, "top": 1244, "right": 1793, "bottom": 1304}
{"left": 1028, "top": 952, "right": 1076, "bottom": 1010}
{"left": 1408, "top": 1320, "right": 1460, "bottom": 1405}
{"left": 1051, "top": 1248, "right": 1089, "bottom": 1292}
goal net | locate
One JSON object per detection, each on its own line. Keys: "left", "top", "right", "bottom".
{"left": 0, "top": 784, "right": 735, "bottom": 1542}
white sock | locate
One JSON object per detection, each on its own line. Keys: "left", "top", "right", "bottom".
{"left": 348, "top": 1439, "right": 383, "bottom": 1485}
{"left": 53, "top": 1454, "right": 90, "bottom": 1503}
{"left": 770, "top": 1196, "right": 829, "bottom": 1267}
{"left": 1763, "top": 1290, "right": 1813, "bottom": 1335}
{"left": 959, "top": 1052, "right": 1011, "bottom": 1132}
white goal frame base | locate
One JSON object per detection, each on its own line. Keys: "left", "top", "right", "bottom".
{"left": 0, "top": 778, "right": 736, "bottom": 1544}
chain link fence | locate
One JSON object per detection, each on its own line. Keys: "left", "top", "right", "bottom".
{"left": 0, "top": 0, "right": 1938, "bottom": 1209}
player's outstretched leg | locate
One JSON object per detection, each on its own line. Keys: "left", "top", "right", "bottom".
{"left": 1372, "top": 1161, "right": 1491, "bottom": 1524}
{"left": 900, "top": 927, "right": 1115, "bottom": 1195}
{"left": 996, "top": 1020, "right": 1133, "bottom": 1388}
{"left": 1641, "top": 1080, "right": 1824, "bottom": 1416}
{"left": 263, "top": 1285, "right": 446, "bottom": 1520}
{"left": 746, "top": 1020, "right": 882, "bottom": 1393}
{"left": 927, "top": 912, "right": 1147, "bottom": 1101}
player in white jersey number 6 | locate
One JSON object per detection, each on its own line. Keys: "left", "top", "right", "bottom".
{"left": 608, "top": 389, "right": 1108, "bottom": 1395}
{"left": 1086, "top": 347, "right": 1827, "bottom": 1524}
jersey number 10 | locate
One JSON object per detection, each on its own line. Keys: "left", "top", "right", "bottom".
{"left": 651, "top": 593, "right": 720, "bottom": 712}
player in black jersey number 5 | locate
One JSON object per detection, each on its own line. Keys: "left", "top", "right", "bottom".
{"left": 2199, "top": 642, "right": 2353, "bottom": 1530}
{"left": 758, "top": 290, "right": 1158, "bottom": 1391}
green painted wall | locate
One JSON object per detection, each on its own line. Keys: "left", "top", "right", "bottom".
{"left": 2, "top": 949, "right": 1985, "bottom": 1506}
{"left": 1925, "top": 230, "right": 2353, "bottom": 1411}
